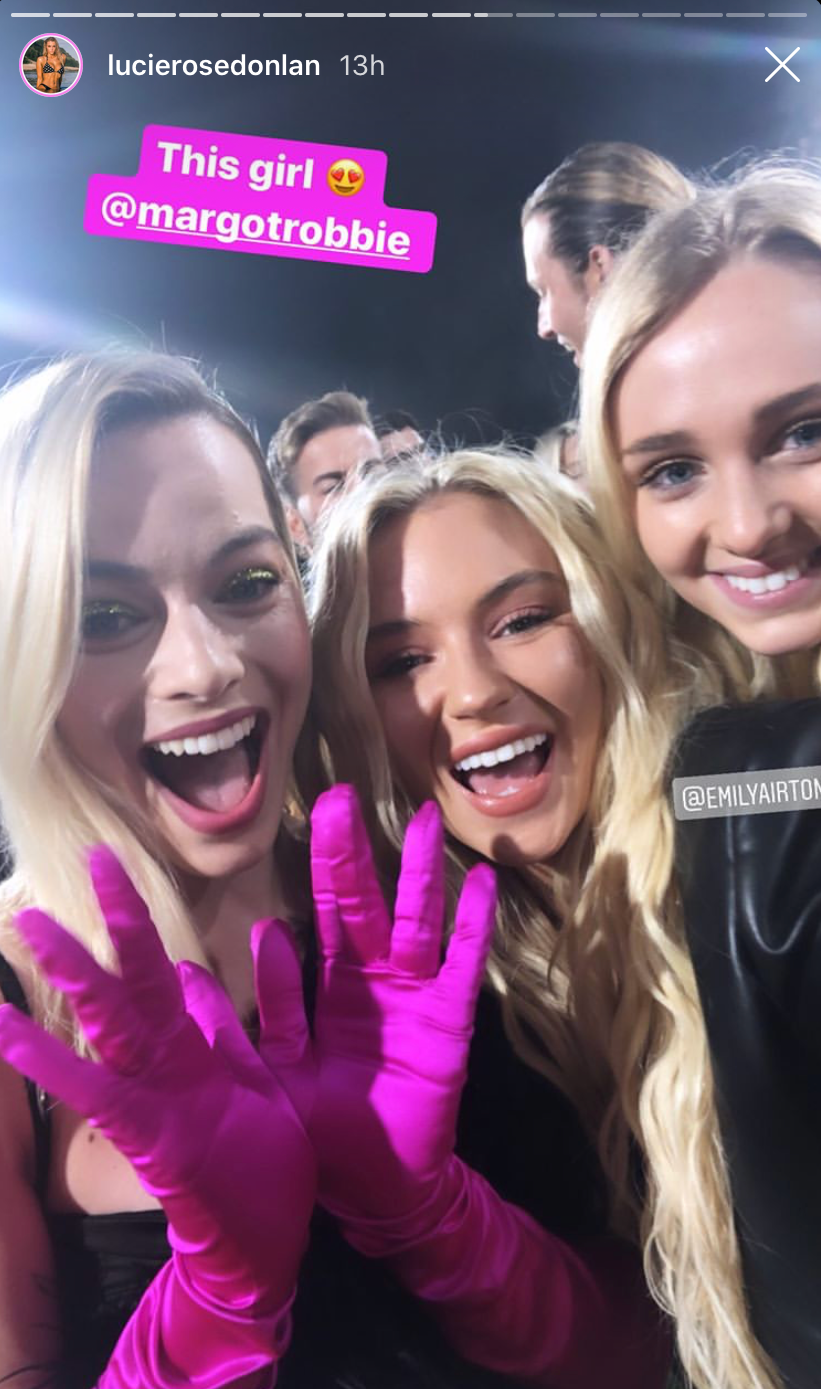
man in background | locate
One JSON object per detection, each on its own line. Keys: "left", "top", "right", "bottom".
{"left": 375, "top": 409, "right": 425, "bottom": 462}
{"left": 269, "top": 389, "right": 380, "bottom": 549}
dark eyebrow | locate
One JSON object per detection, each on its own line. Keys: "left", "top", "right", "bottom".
{"left": 622, "top": 384, "right": 821, "bottom": 458}
{"left": 621, "top": 430, "right": 695, "bottom": 459}
{"left": 752, "top": 384, "right": 821, "bottom": 432}
{"left": 480, "top": 569, "right": 565, "bottom": 607}
{"left": 367, "top": 618, "right": 417, "bottom": 643}
{"left": 85, "top": 526, "right": 280, "bottom": 582}
{"left": 366, "top": 570, "right": 564, "bottom": 644}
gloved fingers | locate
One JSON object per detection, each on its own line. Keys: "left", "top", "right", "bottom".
{"left": 177, "top": 960, "right": 266, "bottom": 1090}
{"left": 253, "top": 920, "right": 311, "bottom": 1071}
{"left": 13, "top": 906, "right": 155, "bottom": 1073}
{"left": 0, "top": 1001, "right": 112, "bottom": 1119}
{"left": 88, "top": 846, "right": 182, "bottom": 1025}
{"left": 390, "top": 802, "right": 445, "bottom": 979}
{"left": 310, "top": 785, "right": 391, "bottom": 963}
{"left": 254, "top": 922, "right": 315, "bottom": 1127}
{"left": 436, "top": 864, "right": 497, "bottom": 1030}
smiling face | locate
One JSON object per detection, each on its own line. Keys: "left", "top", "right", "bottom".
{"left": 57, "top": 413, "right": 311, "bottom": 882}
{"left": 365, "top": 492, "right": 604, "bottom": 866}
{"left": 614, "top": 257, "right": 821, "bottom": 656}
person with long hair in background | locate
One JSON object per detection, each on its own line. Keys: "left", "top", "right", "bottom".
{"left": 520, "top": 141, "right": 694, "bottom": 484}
{"left": 578, "top": 161, "right": 821, "bottom": 1389}
{"left": 521, "top": 142, "right": 694, "bottom": 368}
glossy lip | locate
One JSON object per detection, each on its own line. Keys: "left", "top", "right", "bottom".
{"left": 450, "top": 733, "right": 555, "bottom": 821}
{"left": 144, "top": 705, "right": 262, "bottom": 747}
{"left": 449, "top": 723, "right": 553, "bottom": 770}
{"left": 710, "top": 567, "right": 821, "bottom": 613}
{"left": 147, "top": 710, "right": 270, "bottom": 836}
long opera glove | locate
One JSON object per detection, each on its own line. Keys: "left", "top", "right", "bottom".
{"left": 303, "top": 787, "right": 669, "bottom": 1388}
{"left": 0, "top": 848, "right": 316, "bottom": 1388}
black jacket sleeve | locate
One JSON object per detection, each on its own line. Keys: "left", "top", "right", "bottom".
{"left": 673, "top": 700, "right": 821, "bottom": 1389}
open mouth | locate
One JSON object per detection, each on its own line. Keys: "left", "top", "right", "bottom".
{"left": 142, "top": 713, "right": 265, "bottom": 814}
{"left": 451, "top": 732, "right": 552, "bottom": 800}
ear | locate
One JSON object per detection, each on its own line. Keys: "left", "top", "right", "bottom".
{"left": 584, "top": 244, "right": 615, "bottom": 291}
{"left": 285, "top": 502, "right": 310, "bottom": 551}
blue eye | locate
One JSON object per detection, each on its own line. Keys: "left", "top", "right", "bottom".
{"left": 639, "top": 459, "right": 699, "bottom": 492}
{"left": 220, "top": 567, "right": 281, "bottom": 603}
{"left": 783, "top": 419, "right": 821, "bottom": 452}
{"left": 81, "top": 602, "right": 142, "bottom": 642}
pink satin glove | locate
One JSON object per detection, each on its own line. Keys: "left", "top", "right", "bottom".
{"left": 304, "top": 789, "right": 670, "bottom": 1388}
{"left": 0, "top": 848, "right": 316, "bottom": 1388}
{"left": 309, "top": 786, "right": 496, "bottom": 1224}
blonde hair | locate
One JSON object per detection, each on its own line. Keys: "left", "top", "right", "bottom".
{"left": 577, "top": 163, "right": 821, "bottom": 1388}
{"left": 0, "top": 351, "right": 299, "bottom": 1042}
{"left": 303, "top": 448, "right": 736, "bottom": 1244}
{"left": 580, "top": 158, "right": 821, "bottom": 696}
{"left": 522, "top": 142, "right": 695, "bottom": 271}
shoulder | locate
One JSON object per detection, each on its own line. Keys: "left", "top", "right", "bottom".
{"left": 673, "top": 698, "right": 821, "bottom": 781}
{"left": 0, "top": 987, "right": 36, "bottom": 1187}
{"left": 674, "top": 700, "right": 821, "bottom": 982}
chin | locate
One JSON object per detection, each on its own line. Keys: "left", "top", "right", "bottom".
{"left": 460, "top": 815, "right": 576, "bottom": 870}
{"left": 717, "top": 613, "right": 821, "bottom": 658}
{"left": 155, "top": 810, "right": 281, "bottom": 882}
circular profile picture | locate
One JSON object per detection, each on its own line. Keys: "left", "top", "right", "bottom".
{"left": 20, "top": 33, "right": 83, "bottom": 97}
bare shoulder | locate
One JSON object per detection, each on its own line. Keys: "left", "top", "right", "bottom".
{"left": 0, "top": 977, "right": 37, "bottom": 1183}
{"left": 0, "top": 986, "right": 63, "bottom": 1378}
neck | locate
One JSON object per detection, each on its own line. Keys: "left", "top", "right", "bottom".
{"left": 179, "top": 850, "right": 288, "bottom": 1017}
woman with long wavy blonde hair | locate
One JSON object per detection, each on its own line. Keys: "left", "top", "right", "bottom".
{"left": 304, "top": 446, "right": 768, "bottom": 1387}
{"left": 577, "top": 161, "right": 821, "bottom": 1389}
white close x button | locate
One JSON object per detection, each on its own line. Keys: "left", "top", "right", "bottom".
{"left": 765, "top": 46, "right": 800, "bottom": 82}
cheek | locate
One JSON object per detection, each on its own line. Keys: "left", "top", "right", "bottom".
{"left": 56, "top": 665, "right": 142, "bottom": 782}
{"left": 545, "top": 637, "right": 605, "bottom": 770}
{"left": 530, "top": 629, "right": 601, "bottom": 716}
{"left": 634, "top": 498, "right": 663, "bottom": 567}
{"left": 256, "top": 604, "right": 312, "bottom": 712}
{"left": 371, "top": 686, "right": 433, "bottom": 795}
{"left": 634, "top": 496, "right": 697, "bottom": 580}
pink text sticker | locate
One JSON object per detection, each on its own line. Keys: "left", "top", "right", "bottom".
{"left": 85, "top": 125, "right": 437, "bottom": 274}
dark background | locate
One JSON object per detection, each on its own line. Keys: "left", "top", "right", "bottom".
{"left": 2, "top": 0, "right": 818, "bottom": 448}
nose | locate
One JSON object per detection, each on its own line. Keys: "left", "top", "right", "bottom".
{"left": 149, "top": 602, "right": 244, "bottom": 703}
{"left": 443, "top": 639, "right": 515, "bottom": 721}
{"left": 537, "top": 299, "right": 555, "bottom": 342}
{"left": 714, "top": 463, "right": 793, "bottom": 558}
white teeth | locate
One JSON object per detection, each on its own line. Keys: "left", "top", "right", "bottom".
{"left": 725, "top": 565, "right": 801, "bottom": 595}
{"left": 152, "top": 714, "right": 256, "bottom": 758}
{"left": 454, "top": 732, "right": 548, "bottom": 774}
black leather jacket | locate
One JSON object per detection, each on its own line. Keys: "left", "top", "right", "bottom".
{"left": 674, "top": 700, "right": 821, "bottom": 1389}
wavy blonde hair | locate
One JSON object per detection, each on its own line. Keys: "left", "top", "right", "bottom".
{"left": 302, "top": 448, "right": 741, "bottom": 1256}
{"left": 580, "top": 158, "right": 821, "bottom": 696}
{"left": 577, "top": 164, "right": 821, "bottom": 1389}
{"left": 0, "top": 351, "right": 302, "bottom": 1043}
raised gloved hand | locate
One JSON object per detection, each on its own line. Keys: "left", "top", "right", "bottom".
{"left": 0, "top": 848, "right": 316, "bottom": 1388}
{"left": 308, "top": 785, "right": 497, "bottom": 1225}
{"left": 301, "top": 787, "right": 670, "bottom": 1388}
